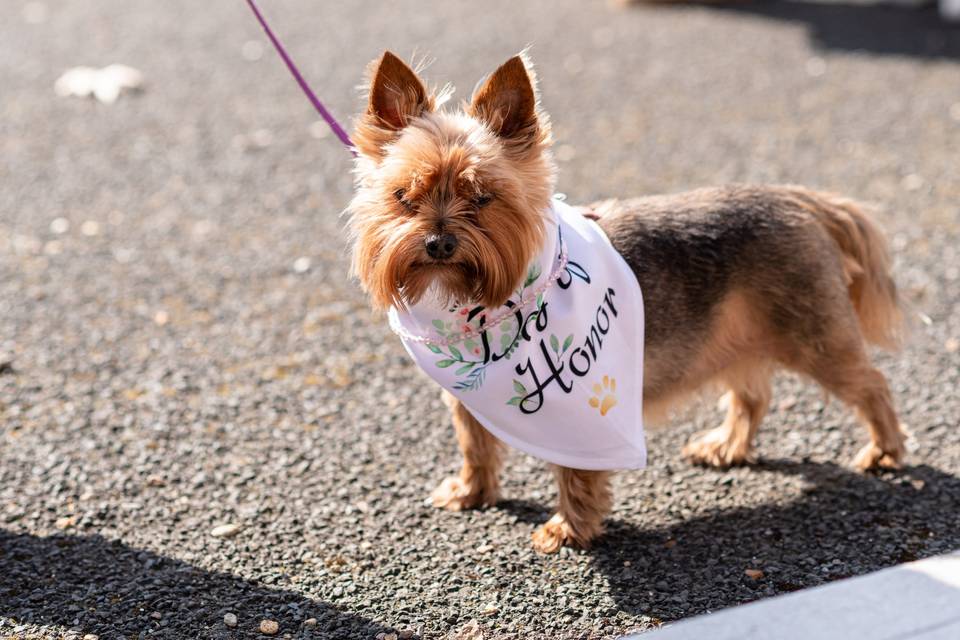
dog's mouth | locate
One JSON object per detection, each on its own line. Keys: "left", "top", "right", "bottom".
{"left": 401, "top": 261, "right": 481, "bottom": 306}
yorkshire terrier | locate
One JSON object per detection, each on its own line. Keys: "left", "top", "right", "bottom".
{"left": 346, "top": 51, "right": 906, "bottom": 553}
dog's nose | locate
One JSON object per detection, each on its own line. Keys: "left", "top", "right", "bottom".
{"left": 424, "top": 233, "right": 458, "bottom": 260}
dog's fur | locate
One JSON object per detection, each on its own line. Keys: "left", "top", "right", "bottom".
{"left": 347, "top": 51, "right": 907, "bottom": 553}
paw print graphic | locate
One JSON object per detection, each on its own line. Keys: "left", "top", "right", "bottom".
{"left": 589, "top": 375, "right": 617, "bottom": 416}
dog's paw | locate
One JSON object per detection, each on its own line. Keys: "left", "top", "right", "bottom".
{"left": 531, "top": 514, "right": 577, "bottom": 554}
{"left": 682, "top": 428, "right": 755, "bottom": 468}
{"left": 430, "top": 476, "right": 495, "bottom": 511}
{"left": 853, "top": 443, "right": 903, "bottom": 471}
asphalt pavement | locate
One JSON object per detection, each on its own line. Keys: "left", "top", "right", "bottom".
{"left": 1, "top": 0, "right": 959, "bottom": 638}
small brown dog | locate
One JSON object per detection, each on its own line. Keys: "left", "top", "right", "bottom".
{"left": 346, "top": 51, "right": 907, "bottom": 553}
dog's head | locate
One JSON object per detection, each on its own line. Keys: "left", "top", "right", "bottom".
{"left": 347, "top": 52, "right": 555, "bottom": 310}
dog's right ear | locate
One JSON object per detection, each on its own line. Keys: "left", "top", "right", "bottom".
{"left": 368, "top": 51, "right": 429, "bottom": 130}
{"left": 354, "top": 51, "right": 431, "bottom": 158}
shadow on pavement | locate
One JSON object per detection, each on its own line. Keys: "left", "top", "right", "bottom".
{"left": 588, "top": 460, "right": 960, "bottom": 621}
{"left": 0, "top": 531, "right": 390, "bottom": 640}
{"left": 634, "top": 1, "right": 960, "bottom": 60}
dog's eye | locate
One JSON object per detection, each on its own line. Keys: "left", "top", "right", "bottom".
{"left": 394, "top": 188, "right": 413, "bottom": 210}
{"left": 471, "top": 194, "right": 493, "bottom": 208}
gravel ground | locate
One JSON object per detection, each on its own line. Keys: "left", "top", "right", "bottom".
{"left": 1, "top": 1, "right": 959, "bottom": 638}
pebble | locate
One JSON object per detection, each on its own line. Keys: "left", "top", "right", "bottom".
{"left": 80, "top": 220, "right": 101, "bottom": 236}
{"left": 224, "top": 613, "right": 238, "bottom": 628}
{"left": 805, "top": 57, "right": 827, "bottom": 77}
{"left": 303, "top": 618, "right": 317, "bottom": 627}
{"left": 293, "top": 257, "right": 311, "bottom": 273}
{"left": 50, "top": 217, "right": 70, "bottom": 234}
{"left": 241, "top": 40, "right": 264, "bottom": 61}
{"left": 452, "top": 620, "right": 483, "bottom": 640}
{"left": 902, "top": 174, "right": 925, "bottom": 192}
{"left": 210, "top": 523, "right": 243, "bottom": 538}
{"left": 83, "top": 635, "right": 99, "bottom": 640}
{"left": 745, "top": 568, "right": 765, "bottom": 580}
{"left": 249, "top": 129, "right": 274, "bottom": 149}
{"left": 259, "top": 619, "right": 279, "bottom": 635}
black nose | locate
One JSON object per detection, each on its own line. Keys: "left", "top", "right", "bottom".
{"left": 424, "top": 233, "right": 458, "bottom": 260}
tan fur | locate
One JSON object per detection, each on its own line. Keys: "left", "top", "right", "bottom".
{"left": 530, "top": 466, "right": 612, "bottom": 553}
{"left": 782, "top": 188, "right": 903, "bottom": 348}
{"left": 348, "top": 52, "right": 554, "bottom": 310}
{"left": 347, "top": 53, "right": 907, "bottom": 554}
{"left": 432, "top": 391, "right": 505, "bottom": 510}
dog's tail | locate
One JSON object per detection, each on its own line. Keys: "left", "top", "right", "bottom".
{"left": 791, "top": 188, "right": 903, "bottom": 349}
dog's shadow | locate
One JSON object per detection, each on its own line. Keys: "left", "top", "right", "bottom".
{"left": 501, "top": 460, "right": 960, "bottom": 621}
{"left": 0, "top": 530, "right": 391, "bottom": 639}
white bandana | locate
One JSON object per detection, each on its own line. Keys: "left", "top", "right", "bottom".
{"left": 389, "top": 197, "right": 646, "bottom": 470}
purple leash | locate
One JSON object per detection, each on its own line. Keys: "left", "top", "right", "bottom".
{"left": 245, "top": 0, "right": 356, "bottom": 154}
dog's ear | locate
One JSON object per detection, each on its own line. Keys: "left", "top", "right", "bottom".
{"left": 470, "top": 54, "right": 539, "bottom": 140}
{"left": 354, "top": 51, "right": 432, "bottom": 158}
{"left": 367, "top": 51, "right": 430, "bottom": 131}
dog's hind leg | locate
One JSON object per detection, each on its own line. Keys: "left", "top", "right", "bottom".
{"left": 531, "top": 466, "right": 612, "bottom": 553}
{"left": 683, "top": 362, "right": 773, "bottom": 468}
{"left": 431, "top": 391, "right": 505, "bottom": 511}
{"left": 798, "top": 345, "right": 906, "bottom": 471}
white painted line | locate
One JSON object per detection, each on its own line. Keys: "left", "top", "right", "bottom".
{"left": 633, "top": 552, "right": 960, "bottom": 640}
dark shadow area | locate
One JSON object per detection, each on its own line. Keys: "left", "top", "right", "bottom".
{"left": 0, "top": 532, "right": 391, "bottom": 640}
{"left": 656, "top": 1, "right": 960, "bottom": 59}
{"left": 499, "top": 461, "right": 960, "bottom": 621}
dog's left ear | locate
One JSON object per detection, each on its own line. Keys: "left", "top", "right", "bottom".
{"left": 470, "top": 54, "right": 539, "bottom": 140}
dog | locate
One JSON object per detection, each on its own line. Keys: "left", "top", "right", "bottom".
{"left": 345, "top": 51, "right": 907, "bottom": 553}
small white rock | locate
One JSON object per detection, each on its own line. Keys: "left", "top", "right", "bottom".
{"left": 250, "top": 129, "right": 274, "bottom": 148}
{"left": 210, "top": 523, "right": 243, "bottom": 538}
{"left": 80, "top": 220, "right": 100, "bottom": 236}
{"left": 902, "top": 174, "right": 925, "bottom": 192}
{"left": 303, "top": 618, "right": 317, "bottom": 627}
{"left": 950, "top": 102, "right": 960, "bottom": 122}
{"left": 293, "top": 257, "right": 311, "bottom": 274}
{"left": 259, "top": 619, "right": 279, "bottom": 635}
{"left": 224, "top": 612, "right": 238, "bottom": 628}
{"left": 50, "top": 217, "right": 70, "bottom": 234}
{"left": 806, "top": 57, "right": 827, "bottom": 77}
{"left": 242, "top": 40, "right": 264, "bottom": 61}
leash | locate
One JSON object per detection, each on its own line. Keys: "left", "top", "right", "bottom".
{"left": 244, "top": 0, "right": 356, "bottom": 154}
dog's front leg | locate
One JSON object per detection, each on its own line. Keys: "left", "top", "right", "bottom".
{"left": 431, "top": 391, "right": 505, "bottom": 511}
{"left": 532, "top": 466, "right": 612, "bottom": 553}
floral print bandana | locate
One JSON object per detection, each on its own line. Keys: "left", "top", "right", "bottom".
{"left": 389, "top": 197, "right": 646, "bottom": 470}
